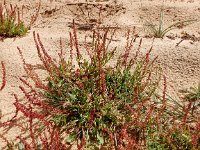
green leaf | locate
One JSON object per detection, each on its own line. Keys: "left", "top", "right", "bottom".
{"left": 58, "top": 79, "right": 64, "bottom": 87}
{"left": 97, "top": 132, "right": 104, "bottom": 145}
{"left": 37, "top": 144, "right": 42, "bottom": 150}
{"left": 65, "top": 132, "right": 77, "bottom": 144}
{"left": 69, "top": 93, "right": 76, "bottom": 101}
{"left": 18, "top": 142, "right": 25, "bottom": 150}
{"left": 48, "top": 81, "right": 54, "bottom": 88}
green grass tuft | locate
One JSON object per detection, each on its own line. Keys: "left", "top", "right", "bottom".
{"left": 0, "top": 3, "right": 28, "bottom": 38}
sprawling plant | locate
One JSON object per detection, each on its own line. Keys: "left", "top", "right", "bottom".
{"left": 14, "top": 21, "right": 162, "bottom": 149}
{"left": 1, "top": 21, "right": 199, "bottom": 150}
{"left": 0, "top": 3, "right": 28, "bottom": 37}
{"left": 0, "top": 1, "right": 40, "bottom": 38}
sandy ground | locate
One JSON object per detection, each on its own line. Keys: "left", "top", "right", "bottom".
{"left": 0, "top": 0, "right": 200, "bottom": 148}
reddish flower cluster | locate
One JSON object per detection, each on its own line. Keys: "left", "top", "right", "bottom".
{"left": 0, "top": 61, "right": 6, "bottom": 91}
